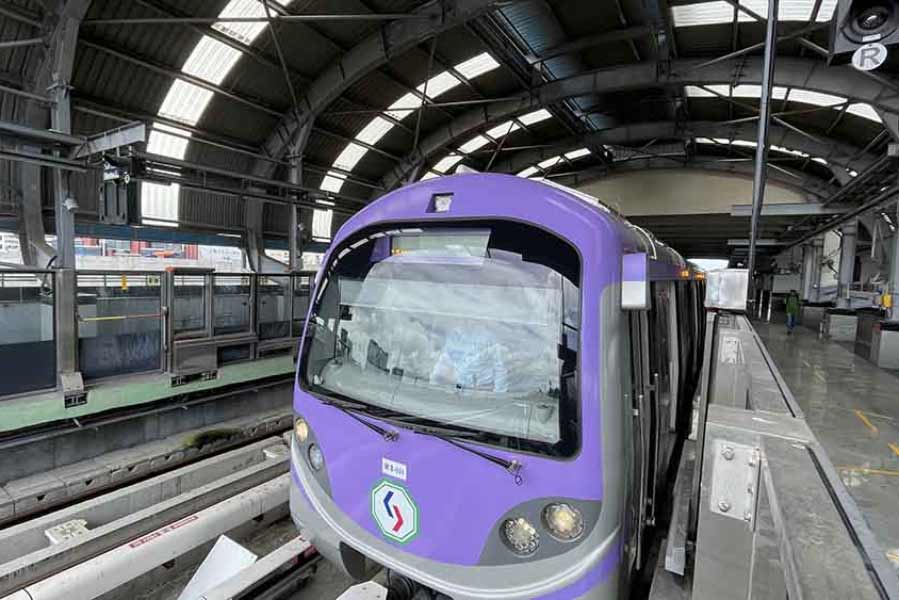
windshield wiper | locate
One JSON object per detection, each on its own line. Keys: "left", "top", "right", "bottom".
{"left": 396, "top": 421, "right": 523, "bottom": 484}
{"left": 315, "top": 394, "right": 399, "bottom": 442}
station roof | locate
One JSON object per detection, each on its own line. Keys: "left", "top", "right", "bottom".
{"left": 1, "top": 0, "right": 898, "bottom": 261}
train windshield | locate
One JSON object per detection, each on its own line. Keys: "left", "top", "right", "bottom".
{"left": 300, "top": 222, "right": 580, "bottom": 457}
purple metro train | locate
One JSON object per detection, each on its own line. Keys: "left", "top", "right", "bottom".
{"left": 290, "top": 173, "right": 705, "bottom": 599}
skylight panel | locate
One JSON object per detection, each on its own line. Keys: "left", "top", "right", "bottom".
{"left": 815, "top": 0, "right": 838, "bottom": 21}
{"left": 812, "top": 157, "right": 829, "bottom": 165}
{"left": 433, "top": 155, "right": 464, "bottom": 173}
{"left": 182, "top": 37, "right": 242, "bottom": 86}
{"left": 518, "top": 109, "right": 552, "bottom": 126}
{"left": 320, "top": 171, "right": 346, "bottom": 193}
{"left": 517, "top": 166, "right": 539, "bottom": 178}
{"left": 770, "top": 144, "right": 809, "bottom": 158}
{"left": 421, "top": 171, "right": 440, "bottom": 181}
{"left": 458, "top": 135, "right": 490, "bottom": 154}
{"left": 312, "top": 208, "right": 333, "bottom": 240}
{"left": 671, "top": 0, "right": 836, "bottom": 26}
{"left": 672, "top": 2, "right": 752, "bottom": 27}
{"left": 788, "top": 89, "right": 845, "bottom": 107}
{"left": 685, "top": 84, "right": 730, "bottom": 98}
{"left": 212, "top": 0, "right": 270, "bottom": 45}
{"left": 386, "top": 92, "right": 422, "bottom": 120}
{"left": 565, "top": 148, "right": 591, "bottom": 160}
{"left": 332, "top": 143, "right": 368, "bottom": 172}
{"left": 694, "top": 137, "right": 717, "bottom": 144}
{"left": 455, "top": 53, "right": 500, "bottom": 79}
{"left": 846, "top": 103, "right": 881, "bottom": 122}
{"left": 731, "top": 140, "right": 757, "bottom": 148}
{"left": 537, "top": 156, "right": 562, "bottom": 170}
{"left": 147, "top": 126, "right": 190, "bottom": 159}
{"left": 486, "top": 121, "right": 520, "bottom": 139}
{"left": 356, "top": 117, "right": 394, "bottom": 146}
{"left": 157, "top": 80, "right": 214, "bottom": 125}
{"left": 417, "top": 71, "right": 461, "bottom": 98}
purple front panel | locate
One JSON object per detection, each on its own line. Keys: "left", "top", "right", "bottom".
{"left": 295, "top": 174, "right": 621, "bottom": 566}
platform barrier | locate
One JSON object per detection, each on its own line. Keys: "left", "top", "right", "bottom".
{"left": 658, "top": 310, "right": 899, "bottom": 600}
{"left": 0, "top": 271, "right": 56, "bottom": 397}
{"left": 0, "top": 269, "right": 315, "bottom": 405}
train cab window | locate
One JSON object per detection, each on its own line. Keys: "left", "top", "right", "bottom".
{"left": 300, "top": 222, "right": 581, "bottom": 457}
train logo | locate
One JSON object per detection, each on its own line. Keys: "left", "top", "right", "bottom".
{"left": 371, "top": 480, "right": 419, "bottom": 543}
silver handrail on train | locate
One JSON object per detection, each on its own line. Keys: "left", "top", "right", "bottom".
{"left": 654, "top": 269, "right": 899, "bottom": 600}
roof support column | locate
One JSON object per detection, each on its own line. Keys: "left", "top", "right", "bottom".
{"left": 889, "top": 209, "right": 899, "bottom": 321}
{"left": 746, "top": 0, "right": 778, "bottom": 301}
{"left": 800, "top": 242, "right": 816, "bottom": 302}
{"left": 810, "top": 235, "right": 824, "bottom": 302}
{"left": 244, "top": 195, "right": 289, "bottom": 274}
{"left": 836, "top": 219, "right": 858, "bottom": 309}
{"left": 287, "top": 155, "right": 304, "bottom": 272}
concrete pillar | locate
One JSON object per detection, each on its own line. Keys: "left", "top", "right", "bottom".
{"left": 836, "top": 220, "right": 858, "bottom": 309}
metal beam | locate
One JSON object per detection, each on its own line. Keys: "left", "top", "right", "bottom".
{"left": 0, "top": 148, "right": 86, "bottom": 171}
{"left": 70, "top": 97, "right": 384, "bottom": 190}
{"left": 82, "top": 14, "right": 429, "bottom": 26}
{"left": 0, "top": 37, "right": 46, "bottom": 50}
{"left": 728, "top": 239, "right": 785, "bottom": 246}
{"left": 0, "top": 5, "right": 41, "bottom": 28}
{"left": 252, "top": 0, "right": 501, "bottom": 179}
{"left": 71, "top": 122, "right": 147, "bottom": 158}
{"left": 531, "top": 26, "right": 651, "bottom": 64}
{"left": 79, "top": 38, "right": 285, "bottom": 117}
{"left": 0, "top": 120, "right": 84, "bottom": 146}
{"left": 730, "top": 203, "right": 848, "bottom": 217}
{"left": 489, "top": 121, "right": 874, "bottom": 180}
{"left": 381, "top": 57, "right": 899, "bottom": 190}
{"left": 747, "top": 0, "right": 779, "bottom": 295}
{"left": 544, "top": 155, "right": 835, "bottom": 201}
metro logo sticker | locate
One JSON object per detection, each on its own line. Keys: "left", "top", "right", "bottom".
{"left": 371, "top": 479, "right": 419, "bottom": 543}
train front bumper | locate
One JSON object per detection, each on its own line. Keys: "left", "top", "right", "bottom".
{"left": 289, "top": 451, "right": 621, "bottom": 600}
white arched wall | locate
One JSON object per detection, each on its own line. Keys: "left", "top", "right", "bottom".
{"left": 573, "top": 169, "right": 807, "bottom": 217}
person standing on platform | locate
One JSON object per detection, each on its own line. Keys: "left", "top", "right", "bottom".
{"left": 785, "top": 290, "right": 800, "bottom": 335}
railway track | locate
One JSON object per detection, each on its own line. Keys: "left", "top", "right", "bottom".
{"left": 0, "top": 432, "right": 326, "bottom": 600}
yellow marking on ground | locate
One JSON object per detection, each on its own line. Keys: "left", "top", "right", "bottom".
{"left": 889, "top": 442, "right": 899, "bottom": 458}
{"left": 886, "top": 549, "right": 899, "bottom": 566}
{"left": 854, "top": 409, "right": 879, "bottom": 435}
{"left": 838, "top": 466, "right": 899, "bottom": 477}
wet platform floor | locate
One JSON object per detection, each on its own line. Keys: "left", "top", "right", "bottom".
{"left": 754, "top": 318, "right": 899, "bottom": 573}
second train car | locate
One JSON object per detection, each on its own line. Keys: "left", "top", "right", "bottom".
{"left": 290, "top": 173, "right": 705, "bottom": 599}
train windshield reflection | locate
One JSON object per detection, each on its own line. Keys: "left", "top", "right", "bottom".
{"left": 301, "top": 224, "right": 581, "bottom": 456}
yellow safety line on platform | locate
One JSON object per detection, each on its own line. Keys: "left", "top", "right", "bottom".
{"left": 854, "top": 410, "right": 879, "bottom": 435}
{"left": 888, "top": 442, "right": 899, "bottom": 458}
{"left": 838, "top": 466, "right": 899, "bottom": 477}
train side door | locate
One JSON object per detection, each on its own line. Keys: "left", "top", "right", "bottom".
{"left": 627, "top": 310, "right": 653, "bottom": 568}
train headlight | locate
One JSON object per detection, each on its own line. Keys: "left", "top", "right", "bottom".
{"left": 542, "top": 503, "right": 584, "bottom": 541}
{"left": 294, "top": 417, "right": 309, "bottom": 443}
{"left": 502, "top": 517, "right": 540, "bottom": 556}
{"left": 307, "top": 443, "right": 324, "bottom": 471}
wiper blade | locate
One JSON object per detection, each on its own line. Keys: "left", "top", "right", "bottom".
{"left": 402, "top": 423, "right": 523, "bottom": 484}
{"left": 315, "top": 394, "right": 398, "bottom": 442}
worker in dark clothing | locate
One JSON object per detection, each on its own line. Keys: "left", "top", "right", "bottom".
{"left": 785, "top": 290, "right": 800, "bottom": 334}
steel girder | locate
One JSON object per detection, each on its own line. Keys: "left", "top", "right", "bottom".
{"left": 546, "top": 156, "right": 839, "bottom": 201}
{"left": 251, "top": 0, "right": 502, "bottom": 180}
{"left": 381, "top": 57, "right": 899, "bottom": 190}
{"left": 488, "top": 121, "right": 875, "bottom": 177}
